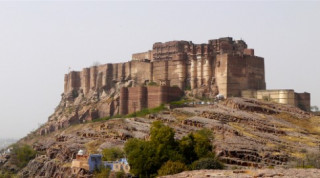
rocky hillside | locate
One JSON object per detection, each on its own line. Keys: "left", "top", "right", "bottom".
{"left": 1, "top": 96, "right": 319, "bottom": 177}
{"left": 159, "top": 169, "right": 320, "bottom": 178}
{"left": 39, "top": 79, "right": 134, "bottom": 136}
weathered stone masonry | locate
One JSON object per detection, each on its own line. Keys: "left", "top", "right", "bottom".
{"left": 65, "top": 37, "right": 266, "bottom": 97}
{"left": 63, "top": 37, "right": 310, "bottom": 112}
{"left": 119, "top": 86, "right": 183, "bottom": 115}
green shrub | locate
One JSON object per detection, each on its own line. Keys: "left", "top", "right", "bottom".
{"left": 124, "top": 122, "right": 182, "bottom": 177}
{"left": 262, "top": 95, "right": 270, "bottom": 101}
{"left": 157, "top": 160, "right": 187, "bottom": 176}
{"left": 169, "top": 99, "right": 189, "bottom": 107}
{"left": 178, "top": 129, "right": 215, "bottom": 164}
{"left": 0, "top": 171, "right": 16, "bottom": 178}
{"left": 102, "top": 147, "right": 125, "bottom": 161}
{"left": 11, "top": 144, "right": 36, "bottom": 168}
{"left": 148, "top": 82, "right": 158, "bottom": 86}
{"left": 115, "top": 171, "right": 126, "bottom": 178}
{"left": 92, "top": 114, "right": 124, "bottom": 122}
{"left": 94, "top": 167, "right": 111, "bottom": 178}
{"left": 72, "top": 89, "right": 79, "bottom": 98}
{"left": 184, "top": 85, "right": 191, "bottom": 91}
{"left": 191, "top": 157, "right": 224, "bottom": 170}
{"left": 124, "top": 121, "right": 221, "bottom": 177}
{"left": 126, "top": 104, "right": 166, "bottom": 118}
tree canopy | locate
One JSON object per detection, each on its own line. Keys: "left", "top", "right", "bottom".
{"left": 124, "top": 121, "right": 223, "bottom": 177}
{"left": 101, "top": 147, "right": 125, "bottom": 161}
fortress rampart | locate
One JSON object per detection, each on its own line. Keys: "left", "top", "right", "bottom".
{"left": 241, "top": 90, "right": 310, "bottom": 111}
{"left": 64, "top": 37, "right": 266, "bottom": 98}
{"left": 119, "top": 86, "right": 183, "bottom": 115}
{"left": 63, "top": 37, "right": 310, "bottom": 112}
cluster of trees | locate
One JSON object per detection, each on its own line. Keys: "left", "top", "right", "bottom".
{"left": 102, "top": 147, "right": 124, "bottom": 161}
{"left": 124, "top": 121, "right": 223, "bottom": 177}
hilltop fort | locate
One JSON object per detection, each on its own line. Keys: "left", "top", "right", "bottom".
{"left": 64, "top": 37, "right": 310, "bottom": 116}
{"left": 65, "top": 37, "right": 265, "bottom": 98}
{"left": 3, "top": 38, "right": 317, "bottom": 178}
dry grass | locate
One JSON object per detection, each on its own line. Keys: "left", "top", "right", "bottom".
{"left": 265, "top": 142, "right": 277, "bottom": 148}
{"left": 281, "top": 135, "right": 317, "bottom": 147}
{"left": 62, "top": 162, "right": 72, "bottom": 168}
{"left": 85, "top": 139, "right": 104, "bottom": 154}
{"left": 229, "top": 122, "right": 258, "bottom": 139}
{"left": 276, "top": 113, "right": 320, "bottom": 136}
{"left": 171, "top": 111, "right": 193, "bottom": 121}
{"left": 291, "top": 152, "right": 306, "bottom": 159}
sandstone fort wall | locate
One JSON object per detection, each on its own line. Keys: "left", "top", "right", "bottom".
{"left": 65, "top": 38, "right": 266, "bottom": 98}
{"left": 119, "top": 86, "right": 183, "bottom": 115}
{"left": 63, "top": 37, "right": 310, "bottom": 112}
{"left": 241, "top": 89, "right": 310, "bottom": 111}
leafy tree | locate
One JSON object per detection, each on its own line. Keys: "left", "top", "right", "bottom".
{"left": 193, "top": 129, "right": 215, "bottom": 159}
{"left": 157, "top": 160, "right": 187, "bottom": 176}
{"left": 178, "top": 129, "right": 215, "bottom": 164}
{"left": 11, "top": 144, "right": 36, "bottom": 168}
{"left": 102, "top": 147, "right": 125, "bottom": 161}
{"left": 178, "top": 134, "right": 198, "bottom": 164}
{"left": 191, "top": 157, "right": 224, "bottom": 170}
{"left": 150, "top": 121, "right": 182, "bottom": 163}
{"left": 124, "top": 121, "right": 221, "bottom": 177}
{"left": 124, "top": 138, "right": 158, "bottom": 177}
{"left": 150, "top": 121, "right": 176, "bottom": 146}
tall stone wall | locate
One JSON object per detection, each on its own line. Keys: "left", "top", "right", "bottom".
{"left": 64, "top": 71, "right": 81, "bottom": 94}
{"left": 241, "top": 89, "right": 310, "bottom": 111}
{"left": 64, "top": 37, "right": 267, "bottom": 101}
{"left": 119, "top": 86, "right": 183, "bottom": 115}
{"left": 256, "top": 90, "right": 295, "bottom": 105}
{"left": 295, "top": 92, "right": 311, "bottom": 111}
{"left": 214, "top": 54, "right": 228, "bottom": 97}
{"left": 130, "top": 60, "right": 151, "bottom": 85}
{"left": 64, "top": 60, "right": 153, "bottom": 95}
{"left": 119, "top": 87, "right": 128, "bottom": 115}
{"left": 132, "top": 50, "right": 153, "bottom": 61}
{"left": 152, "top": 41, "right": 189, "bottom": 61}
{"left": 127, "top": 87, "right": 147, "bottom": 114}
{"left": 225, "top": 54, "right": 266, "bottom": 97}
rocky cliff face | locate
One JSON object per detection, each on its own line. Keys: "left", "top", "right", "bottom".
{"left": 39, "top": 78, "right": 134, "bottom": 136}
{"left": 1, "top": 97, "right": 319, "bottom": 177}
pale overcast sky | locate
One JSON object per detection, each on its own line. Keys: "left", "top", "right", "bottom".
{"left": 0, "top": 1, "right": 319, "bottom": 139}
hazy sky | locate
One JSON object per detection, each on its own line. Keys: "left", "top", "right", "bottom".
{"left": 0, "top": 1, "right": 319, "bottom": 139}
